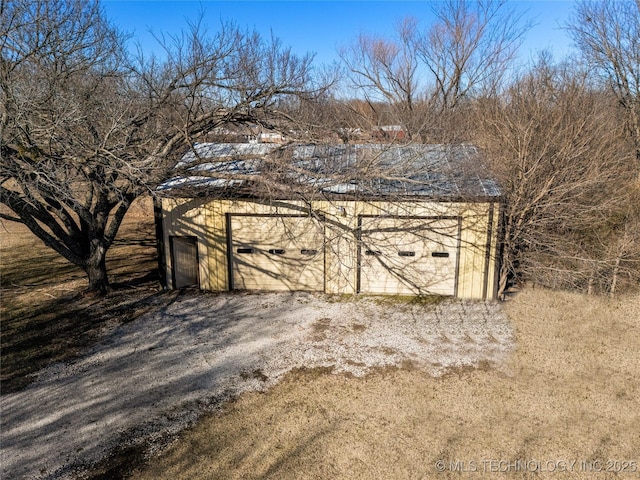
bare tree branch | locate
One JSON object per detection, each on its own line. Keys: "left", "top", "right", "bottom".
{"left": 1, "top": 0, "right": 325, "bottom": 293}
{"left": 567, "top": 0, "right": 640, "bottom": 168}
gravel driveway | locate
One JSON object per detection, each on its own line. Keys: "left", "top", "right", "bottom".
{"left": 1, "top": 292, "right": 513, "bottom": 479}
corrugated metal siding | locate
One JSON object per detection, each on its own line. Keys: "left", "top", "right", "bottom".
{"left": 160, "top": 197, "right": 499, "bottom": 299}
{"left": 484, "top": 202, "right": 501, "bottom": 300}
{"left": 163, "top": 143, "right": 502, "bottom": 201}
{"left": 456, "top": 205, "right": 490, "bottom": 299}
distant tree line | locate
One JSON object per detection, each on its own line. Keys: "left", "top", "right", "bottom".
{"left": 1, "top": 0, "right": 638, "bottom": 296}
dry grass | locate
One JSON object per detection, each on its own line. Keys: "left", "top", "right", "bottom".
{"left": 130, "top": 288, "right": 640, "bottom": 480}
{"left": 0, "top": 197, "right": 164, "bottom": 394}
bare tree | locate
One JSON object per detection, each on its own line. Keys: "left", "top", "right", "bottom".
{"left": 565, "top": 0, "right": 640, "bottom": 294}
{"left": 340, "top": 0, "right": 529, "bottom": 142}
{"left": 1, "top": 0, "right": 321, "bottom": 293}
{"left": 567, "top": 0, "right": 640, "bottom": 167}
{"left": 416, "top": 0, "right": 528, "bottom": 112}
{"left": 475, "top": 58, "right": 637, "bottom": 297}
{"left": 339, "top": 17, "right": 424, "bottom": 140}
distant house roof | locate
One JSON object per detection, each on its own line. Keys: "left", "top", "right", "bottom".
{"left": 159, "top": 143, "right": 501, "bottom": 201}
{"left": 379, "top": 125, "right": 404, "bottom": 132}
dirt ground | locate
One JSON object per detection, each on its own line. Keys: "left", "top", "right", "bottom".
{"left": 0, "top": 197, "right": 163, "bottom": 394}
{"left": 129, "top": 288, "right": 640, "bottom": 480}
{"left": 2, "top": 198, "right": 639, "bottom": 480}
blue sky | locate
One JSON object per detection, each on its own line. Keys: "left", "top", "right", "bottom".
{"left": 103, "top": 1, "right": 577, "bottom": 67}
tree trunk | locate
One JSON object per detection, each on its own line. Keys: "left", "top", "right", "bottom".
{"left": 497, "top": 217, "right": 514, "bottom": 300}
{"left": 587, "top": 273, "right": 594, "bottom": 295}
{"left": 86, "top": 241, "right": 109, "bottom": 294}
{"left": 586, "top": 260, "right": 597, "bottom": 295}
{"left": 497, "top": 264, "right": 510, "bottom": 300}
{"left": 610, "top": 254, "right": 621, "bottom": 298}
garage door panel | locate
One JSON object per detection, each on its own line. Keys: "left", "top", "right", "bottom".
{"left": 359, "top": 217, "right": 459, "bottom": 295}
{"left": 230, "top": 216, "right": 324, "bottom": 291}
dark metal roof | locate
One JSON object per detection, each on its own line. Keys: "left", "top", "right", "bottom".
{"left": 159, "top": 143, "right": 501, "bottom": 200}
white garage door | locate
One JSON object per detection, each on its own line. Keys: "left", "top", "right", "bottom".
{"left": 358, "top": 217, "right": 460, "bottom": 296}
{"left": 229, "top": 215, "right": 324, "bottom": 291}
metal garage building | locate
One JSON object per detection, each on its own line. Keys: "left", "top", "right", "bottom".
{"left": 155, "top": 143, "right": 502, "bottom": 299}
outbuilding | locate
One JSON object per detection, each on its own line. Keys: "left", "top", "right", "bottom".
{"left": 155, "top": 143, "right": 502, "bottom": 299}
